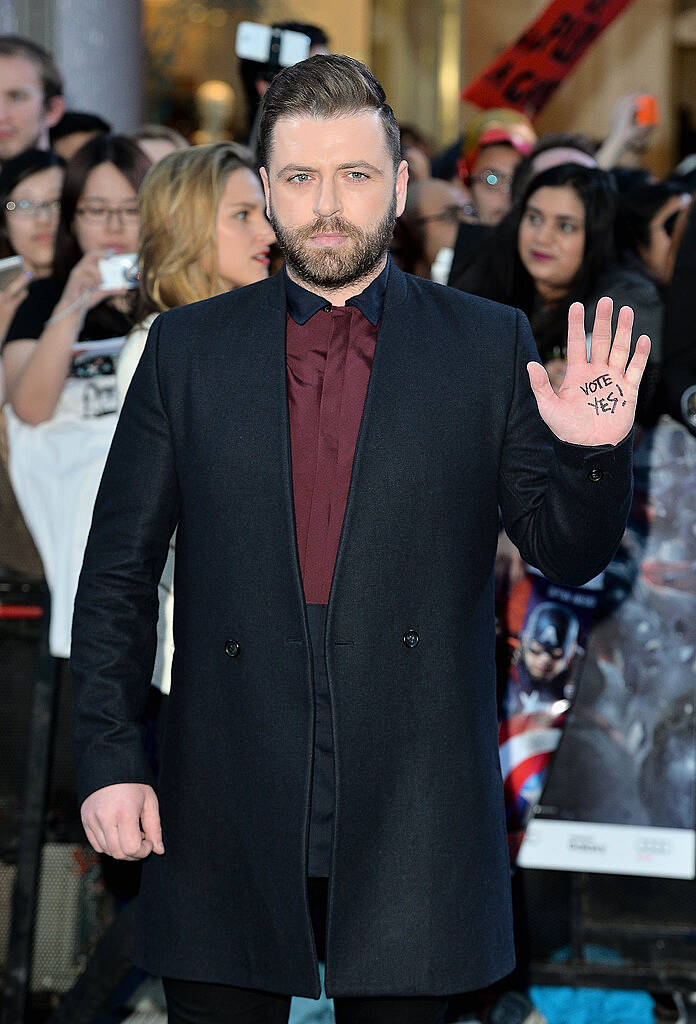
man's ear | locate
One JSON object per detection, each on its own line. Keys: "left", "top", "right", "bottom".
{"left": 259, "top": 166, "right": 271, "bottom": 219}
{"left": 44, "top": 94, "right": 66, "bottom": 131}
{"left": 395, "top": 158, "right": 409, "bottom": 218}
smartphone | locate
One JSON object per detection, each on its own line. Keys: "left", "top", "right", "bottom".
{"left": 98, "top": 252, "right": 139, "bottom": 290}
{"left": 235, "top": 22, "right": 311, "bottom": 67}
{"left": 635, "top": 94, "right": 659, "bottom": 127}
{"left": 0, "top": 254, "right": 25, "bottom": 290}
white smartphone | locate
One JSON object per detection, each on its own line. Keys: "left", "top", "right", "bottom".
{"left": 0, "top": 254, "right": 25, "bottom": 290}
{"left": 235, "top": 22, "right": 311, "bottom": 67}
{"left": 98, "top": 252, "right": 139, "bottom": 290}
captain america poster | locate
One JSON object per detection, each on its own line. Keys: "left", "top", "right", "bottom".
{"left": 514, "top": 418, "right": 696, "bottom": 879}
{"left": 497, "top": 570, "right": 600, "bottom": 861}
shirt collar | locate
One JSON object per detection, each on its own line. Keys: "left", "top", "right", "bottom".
{"left": 283, "top": 255, "right": 391, "bottom": 327}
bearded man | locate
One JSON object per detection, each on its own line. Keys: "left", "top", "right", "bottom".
{"left": 71, "top": 55, "right": 649, "bottom": 1024}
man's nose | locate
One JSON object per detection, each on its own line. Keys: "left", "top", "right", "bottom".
{"left": 314, "top": 180, "right": 340, "bottom": 218}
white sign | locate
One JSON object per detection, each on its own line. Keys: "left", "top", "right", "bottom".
{"left": 518, "top": 818, "right": 696, "bottom": 879}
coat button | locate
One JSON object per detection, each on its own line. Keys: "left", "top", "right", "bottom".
{"left": 224, "top": 639, "right": 241, "bottom": 657}
{"left": 588, "top": 467, "right": 603, "bottom": 482}
{"left": 403, "top": 629, "right": 420, "bottom": 648}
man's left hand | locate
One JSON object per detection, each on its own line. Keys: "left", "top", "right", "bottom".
{"left": 527, "top": 297, "right": 651, "bottom": 447}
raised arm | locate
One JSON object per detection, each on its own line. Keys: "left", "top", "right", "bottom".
{"left": 498, "top": 302, "right": 649, "bottom": 585}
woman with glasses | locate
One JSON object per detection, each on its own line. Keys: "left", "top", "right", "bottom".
{"left": 1, "top": 134, "right": 150, "bottom": 661}
{"left": 0, "top": 148, "right": 64, "bottom": 346}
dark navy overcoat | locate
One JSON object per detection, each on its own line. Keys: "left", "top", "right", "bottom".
{"left": 71, "top": 265, "right": 633, "bottom": 997}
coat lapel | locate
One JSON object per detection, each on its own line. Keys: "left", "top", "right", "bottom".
{"left": 220, "top": 271, "right": 309, "bottom": 631}
{"left": 326, "top": 264, "right": 410, "bottom": 625}
{"left": 268, "top": 272, "right": 311, "bottom": 629}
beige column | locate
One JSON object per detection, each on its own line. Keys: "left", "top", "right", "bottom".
{"left": 51, "top": 0, "right": 143, "bottom": 132}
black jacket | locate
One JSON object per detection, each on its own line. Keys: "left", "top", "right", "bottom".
{"left": 71, "top": 265, "right": 633, "bottom": 997}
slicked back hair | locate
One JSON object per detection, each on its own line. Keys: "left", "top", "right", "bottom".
{"left": 258, "top": 54, "right": 401, "bottom": 173}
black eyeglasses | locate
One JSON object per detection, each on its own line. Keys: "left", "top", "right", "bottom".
{"left": 75, "top": 203, "right": 139, "bottom": 225}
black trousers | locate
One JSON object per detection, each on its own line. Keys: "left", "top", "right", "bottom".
{"left": 163, "top": 976, "right": 448, "bottom": 1024}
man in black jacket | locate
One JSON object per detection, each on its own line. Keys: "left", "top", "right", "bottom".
{"left": 71, "top": 55, "right": 650, "bottom": 1024}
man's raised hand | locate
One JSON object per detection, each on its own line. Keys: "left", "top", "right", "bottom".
{"left": 526, "top": 296, "right": 651, "bottom": 447}
{"left": 81, "top": 782, "right": 164, "bottom": 860}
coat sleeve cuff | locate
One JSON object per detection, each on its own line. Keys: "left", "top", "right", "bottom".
{"left": 552, "top": 426, "right": 634, "bottom": 479}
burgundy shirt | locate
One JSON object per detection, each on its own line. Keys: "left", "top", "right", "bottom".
{"left": 285, "top": 261, "right": 389, "bottom": 604}
{"left": 284, "top": 261, "right": 389, "bottom": 875}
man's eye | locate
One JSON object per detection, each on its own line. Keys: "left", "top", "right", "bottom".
{"left": 347, "top": 171, "right": 367, "bottom": 181}
{"left": 289, "top": 174, "right": 311, "bottom": 184}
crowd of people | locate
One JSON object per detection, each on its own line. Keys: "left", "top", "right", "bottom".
{"left": 0, "top": 22, "right": 693, "bottom": 1024}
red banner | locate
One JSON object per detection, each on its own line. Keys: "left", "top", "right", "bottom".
{"left": 462, "top": 0, "right": 637, "bottom": 119}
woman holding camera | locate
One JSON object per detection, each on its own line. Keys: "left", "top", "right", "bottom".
{"left": 1, "top": 134, "right": 150, "bottom": 659}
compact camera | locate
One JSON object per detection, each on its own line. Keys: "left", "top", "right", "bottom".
{"left": 98, "top": 252, "right": 139, "bottom": 290}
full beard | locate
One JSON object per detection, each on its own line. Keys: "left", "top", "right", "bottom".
{"left": 269, "top": 192, "right": 397, "bottom": 291}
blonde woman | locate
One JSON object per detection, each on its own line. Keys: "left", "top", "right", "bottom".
{"left": 117, "top": 141, "right": 275, "bottom": 696}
